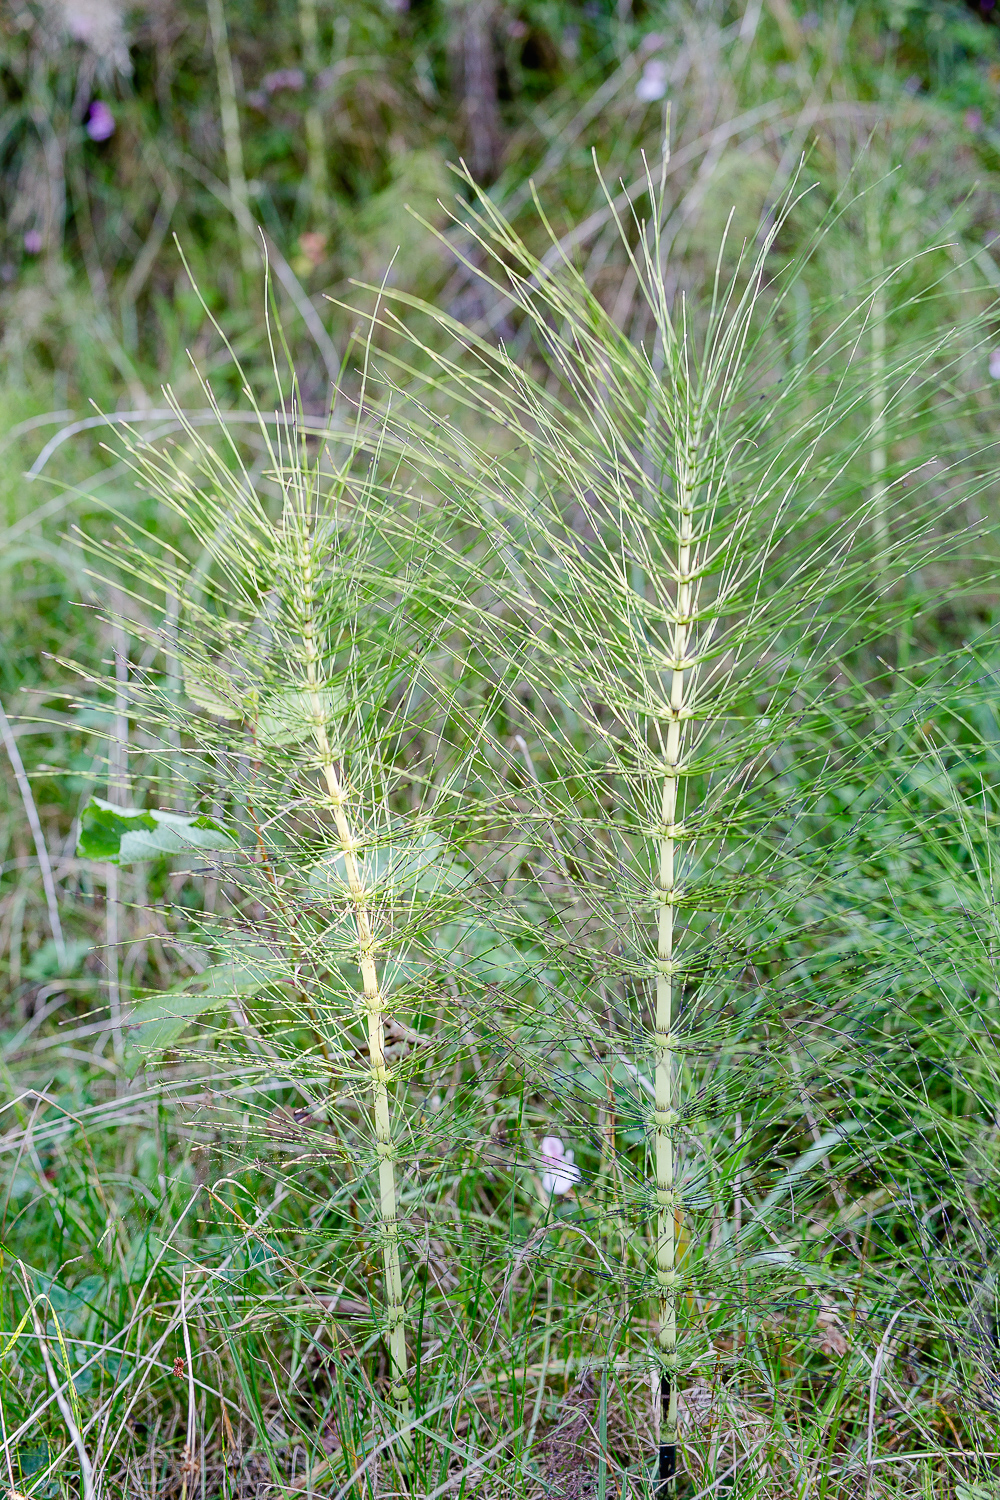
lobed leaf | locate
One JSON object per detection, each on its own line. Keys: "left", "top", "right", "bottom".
{"left": 123, "top": 943, "right": 275, "bottom": 1074}
{"left": 255, "top": 686, "right": 348, "bottom": 747}
{"left": 308, "top": 831, "right": 469, "bottom": 899}
{"left": 76, "top": 797, "right": 238, "bottom": 864}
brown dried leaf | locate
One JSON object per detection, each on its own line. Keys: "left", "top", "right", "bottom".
{"left": 816, "top": 1305, "right": 849, "bottom": 1357}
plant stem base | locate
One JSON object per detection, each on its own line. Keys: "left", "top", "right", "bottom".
{"left": 657, "top": 1370, "right": 676, "bottom": 1496}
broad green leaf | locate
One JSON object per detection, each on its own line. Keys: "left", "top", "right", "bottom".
{"left": 434, "top": 921, "right": 530, "bottom": 987}
{"left": 336, "top": 951, "right": 428, "bottom": 1004}
{"left": 8, "top": 1170, "right": 38, "bottom": 1200}
{"left": 308, "top": 831, "right": 468, "bottom": 899}
{"left": 77, "top": 797, "right": 238, "bottom": 864}
{"left": 123, "top": 944, "right": 274, "bottom": 1075}
{"left": 183, "top": 668, "right": 241, "bottom": 719}
{"left": 256, "top": 685, "right": 348, "bottom": 747}
{"left": 34, "top": 1274, "right": 105, "bottom": 1337}
{"left": 13, "top": 1439, "right": 54, "bottom": 1491}
{"left": 24, "top": 938, "right": 92, "bottom": 981}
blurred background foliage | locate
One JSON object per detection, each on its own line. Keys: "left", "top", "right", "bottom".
{"left": 3, "top": 0, "right": 1000, "bottom": 401}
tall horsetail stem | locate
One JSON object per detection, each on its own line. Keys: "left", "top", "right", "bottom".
{"left": 654, "top": 407, "right": 700, "bottom": 1491}
{"left": 295, "top": 517, "right": 411, "bottom": 1447}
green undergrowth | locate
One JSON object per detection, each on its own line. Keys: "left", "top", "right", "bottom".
{"left": 5, "top": 674, "right": 1000, "bottom": 1499}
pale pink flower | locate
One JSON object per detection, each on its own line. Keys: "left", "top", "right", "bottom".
{"left": 540, "top": 1136, "right": 581, "bottom": 1198}
{"left": 23, "top": 230, "right": 43, "bottom": 255}
{"left": 636, "top": 59, "right": 667, "bottom": 103}
{"left": 61, "top": 0, "right": 131, "bottom": 74}
{"left": 989, "top": 348, "right": 1000, "bottom": 381}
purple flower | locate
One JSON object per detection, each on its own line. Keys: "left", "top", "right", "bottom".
{"left": 23, "top": 230, "right": 43, "bottom": 255}
{"left": 86, "top": 101, "right": 115, "bottom": 142}
{"left": 988, "top": 348, "right": 1000, "bottom": 380}
{"left": 965, "top": 108, "right": 983, "bottom": 133}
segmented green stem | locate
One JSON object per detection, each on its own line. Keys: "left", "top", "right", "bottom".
{"left": 653, "top": 432, "right": 698, "bottom": 1471}
{"left": 296, "top": 526, "right": 411, "bottom": 1445}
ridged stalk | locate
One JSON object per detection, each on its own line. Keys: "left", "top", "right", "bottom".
{"left": 294, "top": 521, "right": 411, "bottom": 1446}
{"left": 653, "top": 424, "right": 699, "bottom": 1490}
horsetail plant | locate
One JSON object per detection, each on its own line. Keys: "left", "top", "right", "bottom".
{"left": 276, "top": 429, "right": 413, "bottom": 1438}
{"left": 60, "top": 161, "right": 1000, "bottom": 1494}
{"left": 358, "top": 163, "right": 993, "bottom": 1488}
{"left": 71, "top": 340, "right": 478, "bottom": 1459}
